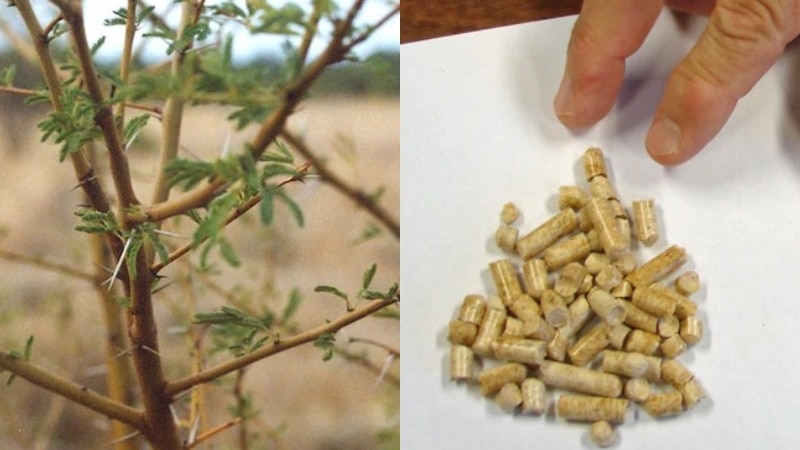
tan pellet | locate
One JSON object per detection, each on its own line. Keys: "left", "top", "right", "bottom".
{"left": 492, "top": 336, "right": 547, "bottom": 365}
{"left": 679, "top": 315, "right": 703, "bottom": 345}
{"left": 585, "top": 197, "right": 627, "bottom": 258}
{"left": 489, "top": 259, "right": 523, "bottom": 306}
{"left": 589, "top": 420, "right": 618, "bottom": 448}
{"left": 522, "top": 258, "right": 550, "bottom": 299}
{"left": 626, "top": 245, "right": 687, "bottom": 288}
{"left": 495, "top": 224, "right": 518, "bottom": 253}
{"left": 612, "top": 252, "right": 638, "bottom": 275}
{"left": 657, "top": 315, "right": 680, "bottom": 338}
{"left": 590, "top": 176, "right": 619, "bottom": 201}
{"left": 472, "top": 307, "right": 507, "bottom": 356}
{"left": 611, "top": 280, "right": 633, "bottom": 299}
{"left": 458, "top": 294, "right": 487, "bottom": 325}
{"left": 582, "top": 147, "right": 608, "bottom": 181}
{"left": 508, "top": 293, "right": 542, "bottom": 322}
{"left": 546, "top": 330, "right": 570, "bottom": 362}
{"left": 674, "top": 271, "right": 701, "bottom": 296}
{"left": 595, "top": 264, "right": 623, "bottom": 291}
{"left": 632, "top": 199, "right": 658, "bottom": 246}
{"left": 486, "top": 294, "right": 505, "bottom": 311}
{"left": 555, "top": 262, "right": 588, "bottom": 298}
{"left": 586, "top": 229, "right": 604, "bottom": 252}
{"left": 624, "top": 377, "right": 650, "bottom": 403}
{"left": 661, "top": 359, "right": 694, "bottom": 389}
{"left": 621, "top": 301, "right": 659, "bottom": 334}
{"left": 450, "top": 345, "right": 475, "bottom": 381}
{"left": 568, "top": 323, "right": 609, "bottom": 367}
{"left": 559, "top": 296, "right": 594, "bottom": 339}
{"left": 478, "top": 362, "right": 527, "bottom": 396}
{"left": 559, "top": 185, "right": 589, "bottom": 210}
{"left": 557, "top": 394, "right": 628, "bottom": 423}
{"left": 601, "top": 350, "right": 648, "bottom": 378}
{"left": 624, "top": 329, "right": 661, "bottom": 355}
{"left": 495, "top": 383, "right": 523, "bottom": 412}
{"left": 587, "top": 288, "right": 626, "bottom": 326}
{"left": 541, "top": 289, "right": 570, "bottom": 328}
{"left": 643, "top": 390, "right": 683, "bottom": 418}
{"left": 539, "top": 361, "right": 623, "bottom": 398}
{"left": 448, "top": 320, "right": 478, "bottom": 346}
{"left": 660, "top": 335, "right": 687, "bottom": 358}
{"left": 577, "top": 273, "right": 594, "bottom": 295}
{"left": 521, "top": 314, "right": 556, "bottom": 342}
{"left": 544, "top": 233, "right": 591, "bottom": 271}
{"left": 649, "top": 283, "right": 698, "bottom": 318}
{"left": 607, "top": 324, "right": 631, "bottom": 350}
{"left": 632, "top": 285, "right": 676, "bottom": 318}
{"left": 500, "top": 202, "right": 520, "bottom": 225}
{"left": 516, "top": 208, "right": 579, "bottom": 260}
{"left": 503, "top": 317, "right": 524, "bottom": 337}
{"left": 584, "top": 252, "right": 611, "bottom": 275}
{"left": 521, "top": 378, "right": 547, "bottom": 414}
{"left": 681, "top": 378, "right": 706, "bottom": 409}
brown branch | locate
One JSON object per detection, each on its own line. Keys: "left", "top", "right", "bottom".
{"left": 347, "top": 336, "right": 399, "bottom": 356}
{"left": 0, "top": 248, "right": 95, "bottom": 282}
{"left": 280, "top": 130, "right": 399, "bottom": 239}
{"left": 0, "top": 352, "right": 144, "bottom": 428}
{"left": 114, "top": 0, "right": 138, "bottom": 129}
{"left": 343, "top": 3, "right": 399, "bottom": 53}
{"left": 165, "top": 295, "right": 398, "bottom": 397}
{"left": 185, "top": 417, "right": 243, "bottom": 449}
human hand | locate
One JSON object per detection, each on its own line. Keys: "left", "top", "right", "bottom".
{"left": 554, "top": 0, "right": 800, "bottom": 165}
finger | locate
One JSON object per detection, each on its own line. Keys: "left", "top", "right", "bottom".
{"left": 555, "top": 0, "right": 664, "bottom": 128}
{"left": 646, "top": 0, "right": 800, "bottom": 165}
{"left": 666, "top": 0, "right": 716, "bottom": 15}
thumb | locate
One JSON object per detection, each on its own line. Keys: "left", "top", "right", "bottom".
{"left": 646, "top": 0, "right": 800, "bottom": 165}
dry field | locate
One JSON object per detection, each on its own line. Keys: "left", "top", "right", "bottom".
{"left": 0, "top": 97, "right": 399, "bottom": 449}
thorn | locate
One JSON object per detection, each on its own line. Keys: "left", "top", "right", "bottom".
{"left": 151, "top": 228, "right": 189, "bottom": 239}
{"left": 372, "top": 353, "right": 396, "bottom": 390}
{"left": 71, "top": 174, "right": 98, "bottom": 191}
{"left": 107, "top": 430, "right": 142, "bottom": 446}
{"left": 107, "top": 233, "right": 135, "bottom": 291}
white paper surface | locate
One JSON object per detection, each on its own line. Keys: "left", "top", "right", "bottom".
{"left": 401, "top": 12, "right": 800, "bottom": 449}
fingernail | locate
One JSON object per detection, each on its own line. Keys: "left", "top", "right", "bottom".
{"left": 646, "top": 116, "right": 681, "bottom": 157}
{"left": 554, "top": 76, "right": 574, "bottom": 120}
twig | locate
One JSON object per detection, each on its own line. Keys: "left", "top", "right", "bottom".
{"left": 332, "top": 345, "right": 399, "bottom": 386}
{"left": 347, "top": 336, "right": 399, "bottom": 356}
{"left": 185, "top": 417, "right": 243, "bottom": 449}
{"left": 165, "top": 295, "right": 398, "bottom": 397}
{"left": 114, "top": 0, "right": 138, "bottom": 128}
{"left": 343, "top": 3, "right": 399, "bottom": 53}
{"left": 0, "top": 352, "right": 144, "bottom": 428}
{"left": 280, "top": 130, "right": 399, "bottom": 239}
{"left": 0, "top": 248, "right": 95, "bottom": 282}
{"left": 0, "top": 84, "right": 163, "bottom": 116}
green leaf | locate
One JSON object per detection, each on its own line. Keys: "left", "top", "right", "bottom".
{"left": 313, "top": 332, "right": 336, "bottom": 361}
{"left": 282, "top": 288, "right": 302, "bottom": 321}
{"left": 122, "top": 114, "right": 150, "bottom": 148}
{"left": 314, "top": 285, "right": 348, "bottom": 301}
{"left": 23, "top": 335, "right": 33, "bottom": 360}
{"left": 362, "top": 264, "right": 377, "bottom": 290}
{"left": 275, "top": 188, "right": 304, "bottom": 227}
{"left": 90, "top": 36, "right": 106, "bottom": 56}
{"left": 217, "top": 237, "right": 241, "bottom": 267}
{"left": 124, "top": 232, "right": 144, "bottom": 279}
{"left": 350, "top": 222, "right": 382, "bottom": 246}
{"left": 259, "top": 186, "right": 275, "bottom": 225}
{"left": 0, "top": 64, "right": 16, "bottom": 86}
{"left": 103, "top": 8, "right": 128, "bottom": 26}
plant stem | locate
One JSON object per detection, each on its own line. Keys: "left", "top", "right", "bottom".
{"left": 165, "top": 295, "right": 398, "bottom": 397}
{"left": 114, "top": 0, "right": 138, "bottom": 130}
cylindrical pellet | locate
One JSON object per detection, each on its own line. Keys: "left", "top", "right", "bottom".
{"left": 557, "top": 394, "right": 628, "bottom": 423}
{"left": 559, "top": 296, "right": 594, "bottom": 340}
{"left": 495, "top": 224, "right": 518, "bottom": 252}
{"left": 555, "top": 262, "right": 588, "bottom": 298}
{"left": 625, "top": 245, "right": 687, "bottom": 288}
{"left": 521, "top": 314, "right": 556, "bottom": 342}
{"left": 601, "top": 350, "right": 648, "bottom": 378}
{"left": 516, "top": 208, "right": 579, "bottom": 260}
{"left": 544, "top": 234, "right": 591, "bottom": 271}
{"left": 546, "top": 330, "right": 570, "bottom": 362}
{"left": 674, "top": 271, "right": 701, "bottom": 296}
{"left": 508, "top": 293, "right": 542, "bottom": 322}
{"left": 582, "top": 147, "right": 608, "bottom": 181}
{"left": 681, "top": 378, "right": 706, "bottom": 409}
{"left": 489, "top": 259, "right": 523, "bottom": 306}
{"left": 624, "top": 377, "right": 650, "bottom": 403}
{"left": 584, "top": 252, "right": 611, "bottom": 275}
{"left": 657, "top": 315, "right": 680, "bottom": 337}
{"left": 661, "top": 359, "right": 694, "bottom": 389}
{"left": 541, "top": 289, "right": 569, "bottom": 328}
{"left": 607, "top": 324, "right": 631, "bottom": 350}
{"left": 472, "top": 307, "right": 507, "bottom": 356}
{"left": 649, "top": 283, "right": 697, "bottom": 318}
{"left": 632, "top": 285, "right": 676, "bottom": 318}
{"left": 624, "top": 329, "right": 661, "bottom": 355}
{"left": 495, "top": 383, "right": 523, "bottom": 412}
{"left": 450, "top": 345, "right": 474, "bottom": 381}
{"left": 577, "top": 273, "right": 594, "bottom": 295}
{"left": 568, "top": 323, "right": 609, "bottom": 367}
{"left": 595, "top": 264, "right": 623, "bottom": 291}
{"left": 491, "top": 336, "right": 547, "bottom": 365}
{"left": 447, "top": 320, "right": 478, "bottom": 345}
{"left": 587, "top": 288, "right": 626, "bottom": 326}
{"left": 478, "top": 363, "right": 527, "bottom": 396}
{"left": 590, "top": 176, "right": 618, "bottom": 201}
{"left": 522, "top": 258, "right": 550, "bottom": 299}
{"left": 612, "top": 252, "right": 638, "bottom": 275}
{"left": 539, "top": 361, "right": 623, "bottom": 397}
{"left": 500, "top": 202, "right": 519, "bottom": 225}
{"left": 611, "top": 280, "right": 633, "bottom": 298}
{"left": 643, "top": 390, "right": 684, "bottom": 417}
{"left": 632, "top": 199, "right": 658, "bottom": 246}
{"left": 521, "top": 378, "right": 547, "bottom": 414}
{"left": 590, "top": 420, "right": 618, "bottom": 448}
{"left": 680, "top": 315, "right": 703, "bottom": 345}
{"left": 558, "top": 185, "right": 589, "bottom": 210}
{"left": 503, "top": 317, "right": 524, "bottom": 337}
{"left": 660, "top": 335, "right": 687, "bottom": 358}
{"left": 458, "top": 294, "right": 487, "bottom": 325}
{"left": 585, "top": 197, "right": 626, "bottom": 258}
{"left": 586, "top": 229, "right": 603, "bottom": 252}
{"left": 621, "top": 301, "right": 659, "bottom": 333}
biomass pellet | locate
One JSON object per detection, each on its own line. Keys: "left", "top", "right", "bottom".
{"left": 585, "top": 197, "right": 627, "bottom": 258}
{"left": 674, "top": 271, "right": 701, "bottom": 296}
{"left": 489, "top": 259, "right": 523, "bottom": 306}
{"left": 568, "top": 323, "right": 609, "bottom": 367}
{"left": 681, "top": 379, "right": 706, "bottom": 409}
{"left": 541, "top": 289, "right": 570, "bottom": 328}
{"left": 624, "top": 377, "right": 651, "bottom": 403}
{"left": 611, "top": 280, "right": 633, "bottom": 299}
{"left": 508, "top": 293, "right": 542, "bottom": 322}
{"left": 539, "top": 361, "right": 623, "bottom": 398}
{"left": 521, "top": 378, "right": 547, "bottom": 414}
{"left": 503, "top": 317, "right": 524, "bottom": 337}
{"left": 590, "top": 420, "right": 618, "bottom": 448}
{"left": 632, "top": 285, "right": 676, "bottom": 318}
{"left": 486, "top": 294, "right": 506, "bottom": 311}
{"left": 522, "top": 258, "right": 550, "bottom": 299}
{"left": 657, "top": 315, "right": 680, "bottom": 338}
{"left": 612, "top": 252, "right": 637, "bottom": 275}
{"left": 679, "top": 315, "right": 704, "bottom": 345}
{"left": 590, "top": 176, "right": 619, "bottom": 201}
{"left": 472, "top": 307, "right": 507, "bottom": 356}
{"left": 577, "top": 273, "right": 594, "bottom": 295}
{"left": 643, "top": 390, "right": 684, "bottom": 418}
{"left": 649, "top": 283, "right": 698, "bottom": 318}
{"left": 607, "top": 324, "right": 631, "bottom": 350}
{"left": 478, "top": 363, "right": 527, "bottom": 396}
{"left": 557, "top": 395, "right": 628, "bottom": 423}
{"left": 555, "top": 262, "right": 588, "bottom": 298}
{"left": 626, "top": 245, "right": 687, "bottom": 288}
{"left": 601, "top": 350, "right": 648, "bottom": 378}
{"left": 559, "top": 296, "right": 594, "bottom": 339}
{"left": 501, "top": 202, "right": 520, "bottom": 225}
{"left": 448, "top": 320, "right": 478, "bottom": 345}
{"left": 546, "top": 330, "right": 570, "bottom": 362}
{"left": 495, "top": 224, "right": 519, "bottom": 252}
{"left": 595, "top": 264, "right": 623, "bottom": 291}
{"left": 586, "top": 229, "right": 603, "bottom": 252}
{"left": 624, "top": 329, "right": 661, "bottom": 355}
{"left": 458, "top": 294, "right": 487, "bottom": 325}
{"left": 660, "top": 335, "right": 687, "bottom": 358}
{"left": 516, "top": 208, "right": 579, "bottom": 260}
{"left": 661, "top": 359, "right": 694, "bottom": 389}
{"left": 450, "top": 345, "right": 475, "bottom": 381}
{"left": 492, "top": 336, "right": 547, "bottom": 365}
{"left": 495, "top": 383, "right": 523, "bottom": 413}
{"left": 582, "top": 147, "right": 608, "bottom": 181}
{"left": 544, "top": 233, "right": 591, "bottom": 271}
{"left": 521, "top": 314, "right": 556, "bottom": 342}
{"left": 584, "top": 252, "right": 611, "bottom": 275}
{"left": 621, "top": 301, "right": 659, "bottom": 334}
{"left": 632, "top": 199, "right": 658, "bottom": 246}
{"left": 558, "top": 185, "right": 589, "bottom": 210}
{"left": 587, "top": 288, "right": 626, "bottom": 326}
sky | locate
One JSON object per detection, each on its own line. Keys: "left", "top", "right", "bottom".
{"left": 1, "top": 0, "right": 399, "bottom": 62}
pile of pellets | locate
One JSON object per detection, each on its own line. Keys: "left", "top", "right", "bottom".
{"left": 448, "top": 148, "right": 706, "bottom": 447}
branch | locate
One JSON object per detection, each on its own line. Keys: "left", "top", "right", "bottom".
{"left": 0, "top": 352, "right": 144, "bottom": 428}
{"left": 0, "top": 248, "right": 94, "bottom": 282}
{"left": 185, "top": 417, "right": 243, "bottom": 449}
{"left": 113, "top": 0, "right": 138, "bottom": 127}
{"left": 165, "top": 295, "right": 399, "bottom": 397}
{"left": 280, "top": 130, "right": 399, "bottom": 239}
{"left": 343, "top": 2, "right": 399, "bottom": 53}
